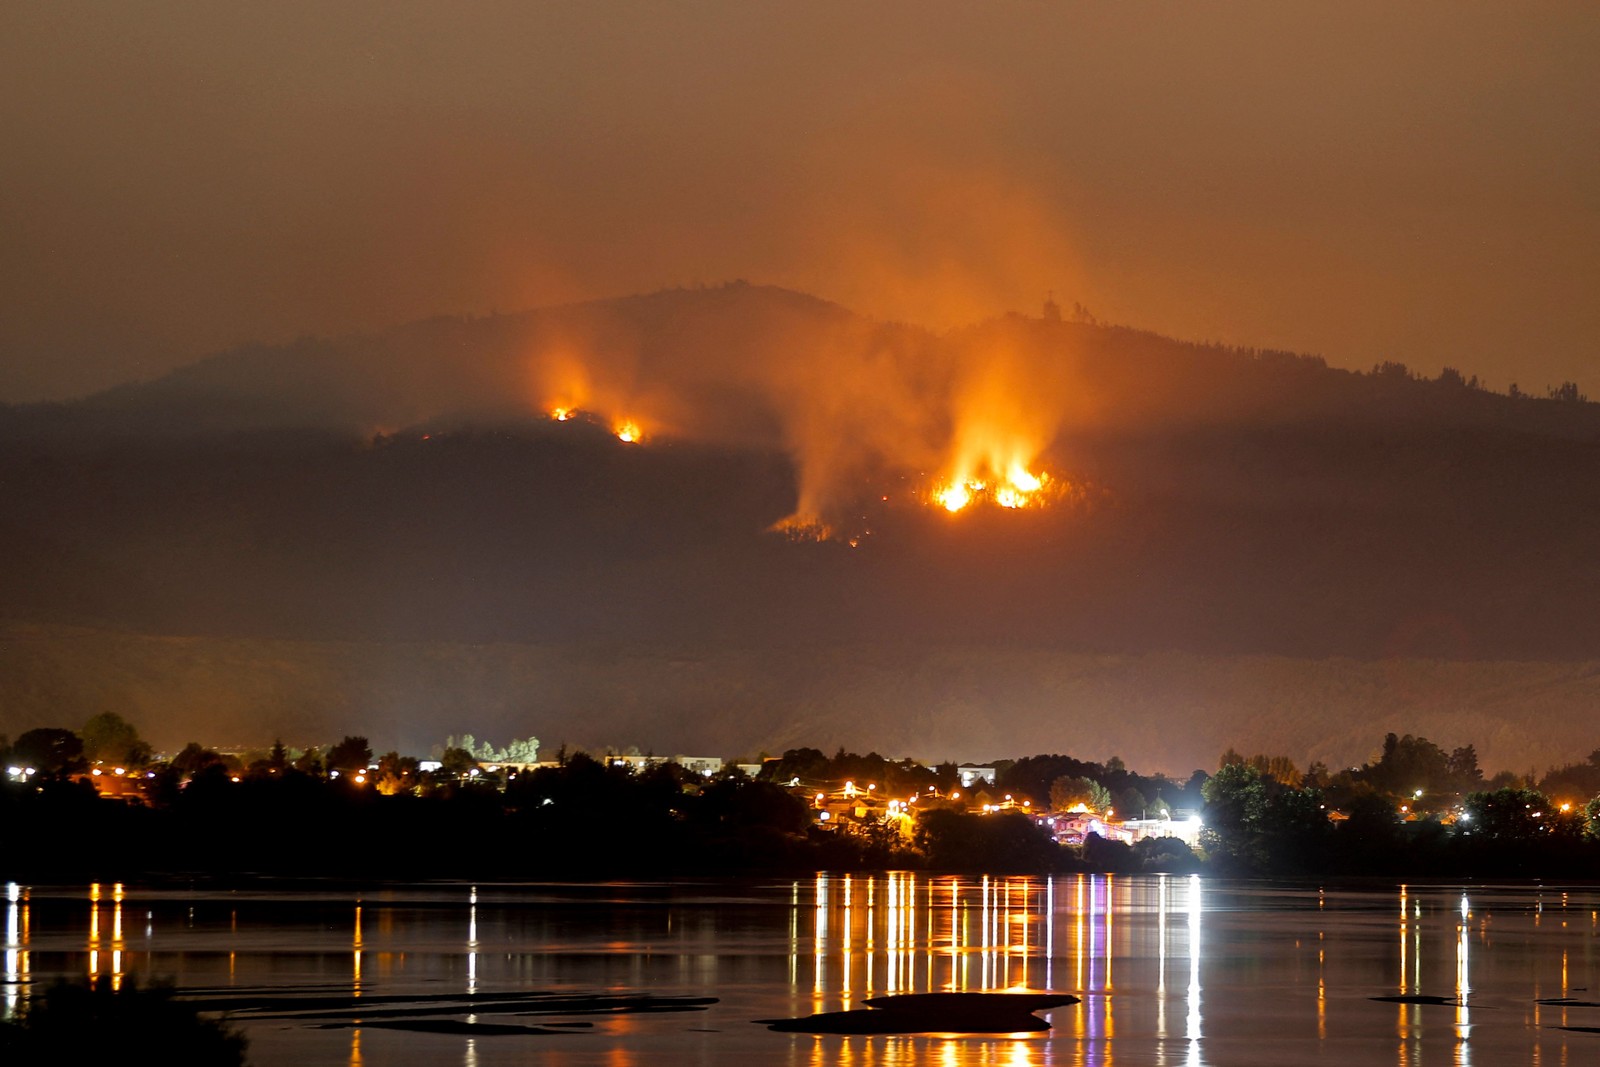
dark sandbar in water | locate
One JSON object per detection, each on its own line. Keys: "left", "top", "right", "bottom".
{"left": 758, "top": 991, "right": 1080, "bottom": 1034}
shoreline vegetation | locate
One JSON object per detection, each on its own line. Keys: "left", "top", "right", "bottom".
{"left": 5, "top": 716, "right": 1600, "bottom": 882}
{"left": 0, "top": 976, "right": 249, "bottom": 1065}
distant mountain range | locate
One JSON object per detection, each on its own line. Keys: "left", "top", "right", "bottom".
{"left": 3, "top": 284, "right": 1597, "bottom": 770}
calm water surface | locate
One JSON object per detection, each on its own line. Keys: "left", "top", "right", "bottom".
{"left": 5, "top": 875, "right": 1600, "bottom": 1065}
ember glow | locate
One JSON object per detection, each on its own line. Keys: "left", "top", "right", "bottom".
{"left": 526, "top": 310, "right": 1079, "bottom": 538}
{"left": 934, "top": 467, "right": 1051, "bottom": 514}
{"left": 771, "top": 515, "right": 833, "bottom": 542}
{"left": 926, "top": 347, "right": 1062, "bottom": 517}
{"left": 935, "top": 481, "right": 976, "bottom": 513}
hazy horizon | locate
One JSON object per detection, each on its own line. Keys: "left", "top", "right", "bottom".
{"left": 4, "top": 2, "right": 1596, "bottom": 402}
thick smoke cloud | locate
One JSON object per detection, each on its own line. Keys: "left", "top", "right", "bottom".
{"left": 518, "top": 276, "right": 1087, "bottom": 535}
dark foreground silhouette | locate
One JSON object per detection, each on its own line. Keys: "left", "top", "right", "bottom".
{"left": 758, "top": 991, "right": 1080, "bottom": 1033}
{"left": 0, "top": 976, "right": 248, "bottom": 1066}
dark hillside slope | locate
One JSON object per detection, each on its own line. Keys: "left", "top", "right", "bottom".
{"left": 2, "top": 286, "right": 1598, "bottom": 766}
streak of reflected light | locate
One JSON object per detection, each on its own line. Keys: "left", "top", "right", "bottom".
{"left": 1186, "top": 873, "right": 1202, "bottom": 1064}
{"left": 1156, "top": 875, "right": 1167, "bottom": 1041}
{"left": 353, "top": 903, "right": 363, "bottom": 997}
{"left": 467, "top": 885, "right": 478, "bottom": 999}
{"left": 4, "top": 883, "right": 27, "bottom": 1020}
{"left": 110, "top": 883, "right": 124, "bottom": 990}
{"left": 1455, "top": 893, "right": 1472, "bottom": 1054}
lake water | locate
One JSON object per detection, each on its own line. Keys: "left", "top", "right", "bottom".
{"left": 5, "top": 875, "right": 1599, "bottom": 1065}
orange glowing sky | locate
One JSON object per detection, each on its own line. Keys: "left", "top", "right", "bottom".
{"left": 2, "top": 1, "right": 1596, "bottom": 401}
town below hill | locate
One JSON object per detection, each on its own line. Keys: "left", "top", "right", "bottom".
{"left": 6, "top": 715, "right": 1600, "bottom": 882}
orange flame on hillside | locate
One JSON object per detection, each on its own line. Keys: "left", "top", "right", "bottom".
{"left": 525, "top": 296, "right": 1078, "bottom": 537}
{"left": 930, "top": 354, "right": 1058, "bottom": 514}
{"left": 537, "top": 344, "right": 661, "bottom": 447}
{"left": 933, "top": 467, "right": 1051, "bottom": 513}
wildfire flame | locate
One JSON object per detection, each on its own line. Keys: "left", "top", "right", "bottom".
{"left": 934, "top": 465, "right": 1050, "bottom": 513}
{"left": 1005, "top": 464, "right": 1042, "bottom": 493}
{"left": 532, "top": 325, "right": 1076, "bottom": 538}
{"left": 545, "top": 402, "right": 647, "bottom": 445}
{"left": 935, "top": 482, "right": 975, "bottom": 513}
{"left": 930, "top": 353, "right": 1057, "bottom": 516}
{"left": 994, "top": 486, "right": 1026, "bottom": 509}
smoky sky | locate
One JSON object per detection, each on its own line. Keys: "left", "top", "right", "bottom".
{"left": 3, "top": 1, "right": 1596, "bottom": 402}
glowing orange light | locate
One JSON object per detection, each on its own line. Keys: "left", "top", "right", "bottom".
{"left": 933, "top": 467, "right": 1050, "bottom": 513}
{"left": 550, "top": 406, "right": 572, "bottom": 422}
{"left": 935, "top": 482, "right": 974, "bottom": 512}
{"left": 614, "top": 420, "right": 642, "bottom": 443}
{"left": 772, "top": 514, "right": 832, "bottom": 542}
{"left": 1006, "top": 464, "right": 1043, "bottom": 493}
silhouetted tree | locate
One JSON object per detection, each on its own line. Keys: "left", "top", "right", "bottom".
{"left": 1049, "top": 775, "right": 1103, "bottom": 811}
{"left": 79, "top": 712, "right": 150, "bottom": 768}
{"left": 170, "top": 742, "right": 224, "bottom": 778}
{"left": 1364, "top": 733, "right": 1453, "bottom": 801}
{"left": 374, "top": 751, "right": 419, "bottom": 795}
{"left": 1537, "top": 749, "right": 1600, "bottom": 804}
{"left": 440, "top": 746, "right": 478, "bottom": 777}
{"left": 1200, "top": 762, "right": 1268, "bottom": 868}
{"left": 1447, "top": 745, "right": 1483, "bottom": 791}
{"left": 11, "top": 728, "right": 85, "bottom": 777}
{"left": 326, "top": 736, "right": 373, "bottom": 774}
{"left": 1462, "top": 787, "right": 1551, "bottom": 839}
{"left": 1114, "top": 787, "right": 1148, "bottom": 818}
{"left": 915, "top": 810, "right": 1058, "bottom": 873}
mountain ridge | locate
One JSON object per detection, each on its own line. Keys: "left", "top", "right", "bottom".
{"left": 2, "top": 283, "right": 1596, "bottom": 768}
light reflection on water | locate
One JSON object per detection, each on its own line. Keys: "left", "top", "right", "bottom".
{"left": 3, "top": 876, "right": 1599, "bottom": 1065}
{"left": 797, "top": 872, "right": 1199, "bottom": 1059}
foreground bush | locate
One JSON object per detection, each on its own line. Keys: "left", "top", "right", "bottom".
{"left": 0, "top": 975, "right": 247, "bottom": 1066}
